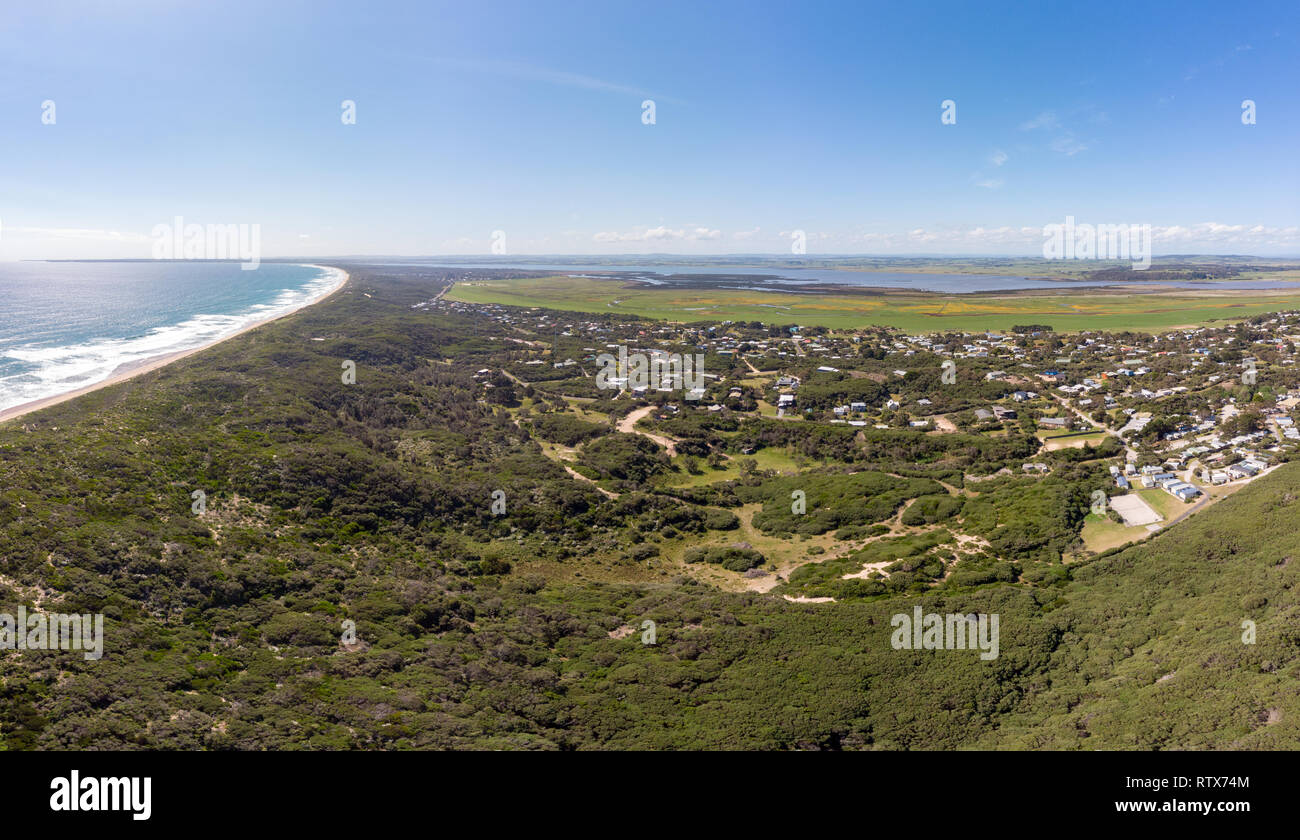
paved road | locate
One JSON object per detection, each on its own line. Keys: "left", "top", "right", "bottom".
{"left": 1050, "top": 393, "right": 1137, "bottom": 460}
{"left": 1159, "top": 492, "right": 1213, "bottom": 529}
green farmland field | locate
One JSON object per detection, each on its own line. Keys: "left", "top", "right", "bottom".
{"left": 446, "top": 274, "right": 1300, "bottom": 333}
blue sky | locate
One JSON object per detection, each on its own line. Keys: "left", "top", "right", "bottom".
{"left": 1, "top": 0, "right": 1297, "bottom": 259}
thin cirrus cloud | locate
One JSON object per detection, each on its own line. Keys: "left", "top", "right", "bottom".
{"left": 1018, "top": 111, "right": 1060, "bottom": 131}
{"left": 1183, "top": 42, "right": 1256, "bottom": 83}
{"left": 423, "top": 56, "right": 684, "bottom": 104}
{"left": 6, "top": 226, "right": 151, "bottom": 243}
{"left": 1050, "top": 134, "right": 1088, "bottom": 156}
{"left": 970, "top": 150, "right": 1008, "bottom": 189}
{"left": 1020, "top": 110, "right": 1089, "bottom": 156}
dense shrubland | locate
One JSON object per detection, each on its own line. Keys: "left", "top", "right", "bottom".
{"left": 0, "top": 266, "right": 1296, "bottom": 750}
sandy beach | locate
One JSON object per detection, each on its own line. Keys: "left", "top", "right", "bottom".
{"left": 0, "top": 264, "right": 349, "bottom": 425}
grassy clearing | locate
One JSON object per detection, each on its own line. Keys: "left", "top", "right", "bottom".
{"left": 447, "top": 274, "right": 1300, "bottom": 332}
{"left": 660, "top": 447, "right": 804, "bottom": 487}
{"left": 1079, "top": 512, "right": 1153, "bottom": 554}
{"left": 1039, "top": 430, "right": 1110, "bottom": 450}
{"left": 1137, "top": 487, "right": 1192, "bottom": 520}
{"left": 664, "top": 503, "right": 853, "bottom": 591}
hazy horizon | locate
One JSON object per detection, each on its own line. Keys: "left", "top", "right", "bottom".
{"left": 1, "top": 0, "right": 1295, "bottom": 262}
{"left": 8, "top": 252, "right": 1300, "bottom": 263}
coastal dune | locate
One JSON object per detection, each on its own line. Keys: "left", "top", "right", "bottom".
{"left": 0, "top": 264, "right": 349, "bottom": 424}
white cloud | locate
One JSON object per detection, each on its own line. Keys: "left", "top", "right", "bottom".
{"left": 577, "top": 222, "right": 1298, "bottom": 255}
{"left": 1050, "top": 134, "right": 1088, "bottom": 156}
{"left": 428, "top": 57, "right": 682, "bottom": 103}
{"left": 1151, "top": 222, "right": 1300, "bottom": 245}
{"left": 850, "top": 222, "right": 1300, "bottom": 251}
{"left": 1019, "top": 111, "right": 1059, "bottom": 131}
{"left": 593, "top": 225, "right": 721, "bottom": 242}
{"left": 1020, "top": 110, "right": 1089, "bottom": 156}
{"left": 9, "top": 226, "right": 151, "bottom": 243}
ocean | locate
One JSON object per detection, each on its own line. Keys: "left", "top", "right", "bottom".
{"left": 0, "top": 262, "right": 344, "bottom": 413}
{"left": 3, "top": 258, "right": 1294, "bottom": 416}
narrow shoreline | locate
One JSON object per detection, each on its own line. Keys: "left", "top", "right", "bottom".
{"left": 0, "top": 264, "right": 350, "bottom": 424}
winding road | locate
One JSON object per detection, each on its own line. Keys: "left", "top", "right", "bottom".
{"left": 617, "top": 406, "right": 679, "bottom": 456}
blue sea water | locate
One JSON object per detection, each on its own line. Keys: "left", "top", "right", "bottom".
{"left": 0, "top": 262, "right": 344, "bottom": 413}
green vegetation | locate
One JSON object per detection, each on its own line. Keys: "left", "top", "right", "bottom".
{"left": 901, "top": 494, "right": 964, "bottom": 526}
{"left": 684, "top": 545, "right": 765, "bottom": 571}
{"left": 447, "top": 273, "right": 1300, "bottom": 332}
{"left": 526, "top": 413, "right": 609, "bottom": 447}
{"left": 1, "top": 266, "right": 1297, "bottom": 750}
